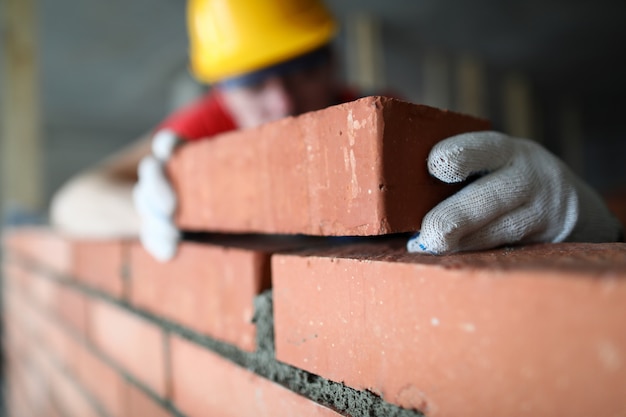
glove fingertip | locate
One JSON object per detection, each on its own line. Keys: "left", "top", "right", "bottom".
{"left": 427, "top": 144, "right": 468, "bottom": 183}
{"left": 407, "top": 232, "right": 440, "bottom": 255}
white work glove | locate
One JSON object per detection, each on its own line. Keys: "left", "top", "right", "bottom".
{"left": 407, "top": 131, "right": 623, "bottom": 254}
{"left": 133, "top": 129, "right": 181, "bottom": 261}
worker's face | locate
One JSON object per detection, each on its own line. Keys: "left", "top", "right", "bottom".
{"left": 218, "top": 60, "right": 336, "bottom": 129}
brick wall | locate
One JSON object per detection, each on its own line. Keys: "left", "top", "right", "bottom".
{"left": 3, "top": 229, "right": 626, "bottom": 417}
{"left": 3, "top": 97, "right": 626, "bottom": 416}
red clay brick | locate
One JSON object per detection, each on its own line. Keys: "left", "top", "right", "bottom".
{"left": 3, "top": 228, "right": 127, "bottom": 297}
{"left": 44, "top": 355, "right": 100, "bottom": 417}
{"left": 129, "top": 239, "right": 272, "bottom": 351}
{"left": 170, "top": 335, "right": 342, "bottom": 417}
{"left": 13, "top": 262, "right": 90, "bottom": 338}
{"left": 5, "top": 282, "right": 76, "bottom": 363}
{"left": 72, "top": 239, "right": 127, "bottom": 297}
{"left": 5, "top": 317, "right": 67, "bottom": 417}
{"left": 125, "top": 384, "right": 173, "bottom": 417}
{"left": 3, "top": 289, "right": 39, "bottom": 361}
{"left": 36, "top": 308, "right": 83, "bottom": 375}
{"left": 273, "top": 240, "right": 626, "bottom": 417}
{"left": 3, "top": 227, "right": 73, "bottom": 274}
{"left": 76, "top": 344, "right": 127, "bottom": 417}
{"left": 129, "top": 235, "right": 325, "bottom": 350}
{"left": 89, "top": 298, "right": 167, "bottom": 396}
{"left": 25, "top": 267, "right": 58, "bottom": 310}
{"left": 56, "top": 284, "right": 90, "bottom": 337}
{"left": 169, "top": 96, "right": 490, "bottom": 236}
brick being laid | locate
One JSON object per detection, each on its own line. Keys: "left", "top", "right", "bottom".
{"left": 168, "top": 96, "right": 490, "bottom": 236}
{"left": 272, "top": 240, "right": 626, "bottom": 417}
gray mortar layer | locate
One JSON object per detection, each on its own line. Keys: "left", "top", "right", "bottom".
{"left": 251, "top": 290, "right": 424, "bottom": 417}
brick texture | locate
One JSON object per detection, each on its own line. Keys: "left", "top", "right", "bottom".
{"left": 3, "top": 227, "right": 128, "bottom": 296}
{"left": 76, "top": 345, "right": 127, "bottom": 417}
{"left": 273, "top": 240, "right": 626, "bottom": 417}
{"left": 169, "top": 96, "right": 490, "bottom": 236}
{"left": 129, "top": 234, "right": 340, "bottom": 351}
{"left": 72, "top": 239, "right": 127, "bottom": 297}
{"left": 129, "top": 240, "right": 269, "bottom": 351}
{"left": 43, "top": 356, "right": 101, "bottom": 417}
{"left": 125, "top": 384, "right": 174, "bottom": 417}
{"left": 56, "top": 283, "right": 90, "bottom": 336}
{"left": 3, "top": 227, "right": 73, "bottom": 274}
{"left": 89, "top": 299, "right": 167, "bottom": 397}
{"left": 170, "top": 336, "right": 342, "bottom": 417}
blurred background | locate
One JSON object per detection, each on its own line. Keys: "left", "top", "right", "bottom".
{"left": 1, "top": 0, "right": 626, "bottom": 224}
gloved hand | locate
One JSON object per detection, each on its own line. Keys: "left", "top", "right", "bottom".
{"left": 133, "top": 129, "right": 182, "bottom": 261}
{"left": 407, "top": 131, "right": 623, "bottom": 254}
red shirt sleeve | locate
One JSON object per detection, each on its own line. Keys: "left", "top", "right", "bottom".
{"left": 157, "top": 91, "right": 237, "bottom": 141}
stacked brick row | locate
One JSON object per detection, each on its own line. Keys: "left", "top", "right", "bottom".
{"left": 3, "top": 97, "right": 626, "bottom": 417}
{"left": 4, "top": 229, "right": 626, "bottom": 417}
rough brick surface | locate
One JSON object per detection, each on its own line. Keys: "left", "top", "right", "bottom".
{"left": 89, "top": 299, "right": 167, "bottom": 396}
{"left": 129, "top": 240, "right": 269, "bottom": 351}
{"left": 273, "top": 240, "right": 626, "bottom": 417}
{"left": 129, "top": 234, "right": 343, "bottom": 351}
{"left": 170, "top": 336, "right": 342, "bottom": 417}
{"left": 169, "top": 96, "right": 490, "bottom": 236}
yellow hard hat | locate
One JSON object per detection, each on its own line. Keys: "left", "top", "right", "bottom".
{"left": 187, "top": 0, "right": 337, "bottom": 84}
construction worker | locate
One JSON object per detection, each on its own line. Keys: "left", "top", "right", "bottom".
{"left": 50, "top": 0, "right": 623, "bottom": 262}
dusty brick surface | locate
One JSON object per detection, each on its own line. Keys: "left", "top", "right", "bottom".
{"left": 89, "top": 299, "right": 167, "bottom": 397}
{"left": 169, "top": 96, "right": 490, "bottom": 236}
{"left": 170, "top": 336, "right": 342, "bottom": 417}
{"left": 273, "top": 240, "right": 626, "bottom": 417}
